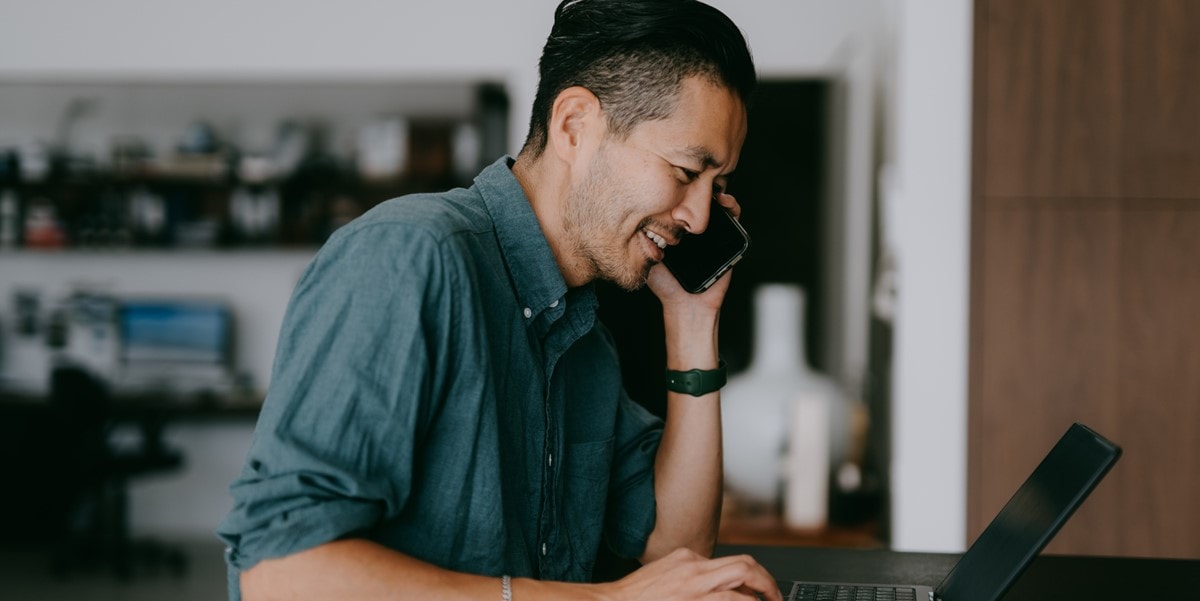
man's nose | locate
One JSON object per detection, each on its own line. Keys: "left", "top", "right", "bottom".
{"left": 673, "top": 188, "right": 713, "bottom": 234}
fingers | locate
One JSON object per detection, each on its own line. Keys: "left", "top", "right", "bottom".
{"left": 695, "top": 554, "right": 782, "bottom": 601}
{"left": 612, "top": 549, "right": 782, "bottom": 601}
{"left": 715, "top": 192, "right": 741, "bottom": 219}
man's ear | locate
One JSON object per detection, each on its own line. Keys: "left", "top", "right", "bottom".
{"left": 547, "top": 86, "right": 604, "bottom": 166}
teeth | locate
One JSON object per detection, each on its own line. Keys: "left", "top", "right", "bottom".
{"left": 643, "top": 229, "right": 667, "bottom": 249}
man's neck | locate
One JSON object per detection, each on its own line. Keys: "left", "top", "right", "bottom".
{"left": 511, "top": 153, "right": 591, "bottom": 288}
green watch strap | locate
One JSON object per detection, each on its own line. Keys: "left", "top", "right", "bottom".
{"left": 665, "top": 360, "right": 727, "bottom": 397}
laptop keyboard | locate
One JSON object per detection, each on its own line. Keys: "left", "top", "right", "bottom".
{"left": 780, "top": 582, "right": 919, "bottom": 601}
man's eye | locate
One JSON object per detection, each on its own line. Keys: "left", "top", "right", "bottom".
{"left": 677, "top": 167, "right": 700, "bottom": 183}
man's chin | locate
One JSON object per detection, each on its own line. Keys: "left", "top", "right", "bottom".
{"left": 605, "top": 260, "right": 655, "bottom": 292}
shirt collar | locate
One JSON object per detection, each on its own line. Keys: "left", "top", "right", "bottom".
{"left": 474, "top": 156, "right": 572, "bottom": 318}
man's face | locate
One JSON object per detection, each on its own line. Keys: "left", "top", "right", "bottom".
{"left": 563, "top": 76, "right": 748, "bottom": 291}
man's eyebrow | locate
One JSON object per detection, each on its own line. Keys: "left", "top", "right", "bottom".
{"left": 677, "top": 147, "right": 738, "bottom": 182}
{"left": 676, "top": 146, "right": 722, "bottom": 170}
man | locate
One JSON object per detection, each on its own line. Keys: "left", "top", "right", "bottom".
{"left": 218, "top": 1, "right": 780, "bottom": 599}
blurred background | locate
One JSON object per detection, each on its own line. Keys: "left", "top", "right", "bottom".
{"left": 1, "top": 0, "right": 1196, "bottom": 598}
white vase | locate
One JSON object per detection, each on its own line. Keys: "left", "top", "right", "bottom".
{"left": 720, "top": 284, "right": 847, "bottom": 527}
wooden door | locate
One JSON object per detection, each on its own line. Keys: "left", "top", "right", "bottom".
{"left": 970, "top": 0, "right": 1200, "bottom": 558}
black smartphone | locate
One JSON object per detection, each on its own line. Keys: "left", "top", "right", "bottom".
{"left": 662, "top": 199, "right": 750, "bottom": 293}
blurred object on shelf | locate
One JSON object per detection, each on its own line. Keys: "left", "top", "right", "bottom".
{"left": 357, "top": 116, "right": 408, "bottom": 181}
{"left": 75, "top": 189, "right": 131, "bottom": 248}
{"left": 0, "top": 290, "right": 54, "bottom": 395}
{"left": 1, "top": 150, "right": 20, "bottom": 249}
{"left": 0, "top": 81, "right": 508, "bottom": 250}
{"left": 59, "top": 290, "right": 121, "bottom": 381}
{"left": 23, "top": 198, "right": 68, "bottom": 249}
{"left": 326, "top": 194, "right": 363, "bottom": 234}
{"left": 270, "top": 120, "right": 310, "bottom": 178}
{"left": 16, "top": 142, "right": 51, "bottom": 182}
{"left": 279, "top": 125, "right": 345, "bottom": 246}
{"left": 109, "top": 136, "right": 152, "bottom": 175}
{"left": 52, "top": 97, "right": 99, "bottom": 157}
{"left": 476, "top": 83, "right": 510, "bottom": 174}
{"left": 145, "top": 153, "right": 229, "bottom": 182}
{"left": 228, "top": 155, "right": 280, "bottom": 245}
{"left": 172, "top": 218, "right": 221, "bottom": 248}
{"left": 178, "top": 120, "right": 220, "bottom": 156}
{"left": 452, "top": 122, "right": 482, "bottom": 181}
{"left": 128, "top": 186, "right": 168, "bottom": 246}
{"left": 13, "top": 289, "right": 42, "bottom": 338}
{"left": 406, "top": 120, "right": 456, "bottom": 190}
{"left": 0, "top": 188, "right": 17, "bottom": 250}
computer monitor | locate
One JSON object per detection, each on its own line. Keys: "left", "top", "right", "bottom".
{"left": 118, "top": 299, "right": 233, "bottom": 366}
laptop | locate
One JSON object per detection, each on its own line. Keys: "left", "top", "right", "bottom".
{"left": 777, "top": 422, "right": 1122, "bottom": 601}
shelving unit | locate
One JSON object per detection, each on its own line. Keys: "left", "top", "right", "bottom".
{"left": 0, "top": 79, "right": 509, "bottom": 253}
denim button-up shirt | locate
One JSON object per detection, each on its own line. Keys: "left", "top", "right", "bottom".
{"left": 217, "top": 157, "right": 662, "bottom": 599}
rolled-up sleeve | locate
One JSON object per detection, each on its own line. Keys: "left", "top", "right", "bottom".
{"left": 217, "top": 221, "right": 451, "bottom": 574}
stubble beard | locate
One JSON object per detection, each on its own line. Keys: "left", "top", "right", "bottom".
{"left": 563, "top": 152, "right": 654, "bottom": 291}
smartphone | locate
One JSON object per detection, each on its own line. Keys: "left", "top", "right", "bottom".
{"left": 662, "top": 199, "right": 751, "bottom": 293}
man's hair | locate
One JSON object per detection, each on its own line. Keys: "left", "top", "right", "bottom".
{"left": 521, "top": 0, "right": 756, "bottom": 158}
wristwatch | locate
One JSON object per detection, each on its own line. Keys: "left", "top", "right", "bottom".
{"left": 665, "top": 360, "right": 727, "bottom": 396}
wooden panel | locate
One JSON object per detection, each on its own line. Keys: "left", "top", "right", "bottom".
{"left": 982, "top": 0, "right": 1200, "bottom": 199}
{"left": 982, "top": 0, "right": 1124, "bottom": 198}
{"left": 971, "top": 0, "right": 1200, "bottom": 558}
{"left": 1120, "top": 1, "right": 1200, "bottom": 198}
{"left": 1113, "top": 203, "right": 1200, "bottom": 557}
{"left": 971, "top": 198, "right": 1124, "bottom": 554}
{"left": 970, "top": 199, "right": 1200, "bottom": 557}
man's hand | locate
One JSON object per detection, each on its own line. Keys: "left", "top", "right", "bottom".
{"left": 646, "top": 192, "right": 742, "bottom": 312}
{"left": 602, "top": 548, "right": 782, "bottom": 601}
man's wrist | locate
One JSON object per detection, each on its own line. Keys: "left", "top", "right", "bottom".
{"left": 666, "top": 360, "right": 727, "bottom": 396}
{"left": 663, "top": 311, "right": 720, "bottom": 370}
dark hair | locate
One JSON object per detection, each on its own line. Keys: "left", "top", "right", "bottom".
{"left": 520, "top": 0, "right": 756, "bottom": 158}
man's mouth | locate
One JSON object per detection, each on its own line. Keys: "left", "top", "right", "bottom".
{"left": 642, "top": 227, "right": 669, "bottom": 250}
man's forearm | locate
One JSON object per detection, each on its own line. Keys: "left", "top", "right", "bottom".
{"left": 642, "top": 306, "right": 725, "bottom": 562}
{"left": 241, "top": 539, "right": 605, "bottom": 601}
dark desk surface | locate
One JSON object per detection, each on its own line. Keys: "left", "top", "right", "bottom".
{"left": 0, "top": 390, "right": 261, "bottom": 421}
{"left": 717, "top": 545, "right": 1200, "bottom": 600}
{"left": 0, "top": 389, "right": 259, "bottom": 542}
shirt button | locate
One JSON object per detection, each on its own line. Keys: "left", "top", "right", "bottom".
{"left": 548, "top": 453, "right": 553, "bottom": 468}
{"left": 549, "top": 299, "right": 560, "bottom": 308}
{"left": 523, "top": 307, "right": 532, "bottom": 318}
{"left": 541, "top": 542, "right": 547, "bottom": 556}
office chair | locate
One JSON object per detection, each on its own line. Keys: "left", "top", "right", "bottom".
{"left": 48, "top": 365, "right": 188, "bottom": 580}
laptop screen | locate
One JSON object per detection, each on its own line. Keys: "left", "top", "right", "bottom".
{"left": 935, "top": 423, "right": 1121, "bottom": 601}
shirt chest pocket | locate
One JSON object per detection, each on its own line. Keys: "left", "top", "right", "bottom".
{"left": 561, "top": 437, "right": 614, "bottom": 576}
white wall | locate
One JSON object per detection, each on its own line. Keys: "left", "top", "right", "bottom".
{"left": 0, "top": 0, "right": 975, "bottom": 548}
{"left": 883, "top": 0, "right": 973, "bottom": 552}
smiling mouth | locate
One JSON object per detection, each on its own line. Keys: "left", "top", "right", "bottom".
{"left": 642, "top": 227, "right": 669, "bottom": 250}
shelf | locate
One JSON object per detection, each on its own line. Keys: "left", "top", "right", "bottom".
{"left": 718, "top": 511, "right": 883, "bottom": 549}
